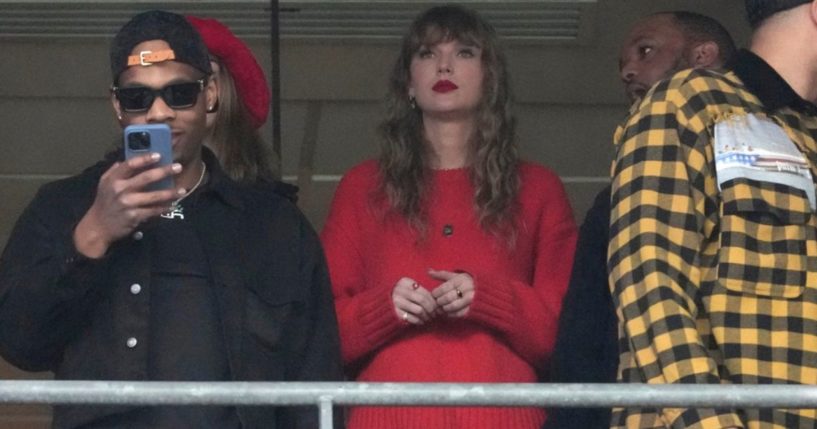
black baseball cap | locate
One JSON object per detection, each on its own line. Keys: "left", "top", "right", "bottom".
{"left": 110, "top": 10, "right": 212, "bottom": 83}
{"left": 745, "top": 0, "right": 811, "bottom": 27}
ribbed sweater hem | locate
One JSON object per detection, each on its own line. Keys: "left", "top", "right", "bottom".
{"left": 348, "top": 406, "right": 546, "bottom": 429}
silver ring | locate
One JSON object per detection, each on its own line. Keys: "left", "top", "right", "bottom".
{"left": 402, "top": 311, "right": 409, "bottom": 321}
{"left": 456, "top": 289, "right": 463, "bottom": 299}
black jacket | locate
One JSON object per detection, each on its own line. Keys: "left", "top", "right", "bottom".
{"left": 543, "top": 185, "right": 618, "bottom": 429}
{"left": 0, "top": 152, "right": 343, "bottom": 429}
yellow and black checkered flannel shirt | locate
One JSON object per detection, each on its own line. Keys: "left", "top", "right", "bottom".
{"left": 609, "top": 50, "right": 817, "bottom": 429}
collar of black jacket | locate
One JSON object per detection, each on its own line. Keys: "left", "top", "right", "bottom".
{"left": 731, "top": 48, "right": 817, "bottom": 115}
{"left": 199, "top": 147, "right": 244, "bottom": 210}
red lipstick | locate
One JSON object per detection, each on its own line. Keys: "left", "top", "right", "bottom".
{"left": 432, "top": 80, "right": 458, "bottom": 93}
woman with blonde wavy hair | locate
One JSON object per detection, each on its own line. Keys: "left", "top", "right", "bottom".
{"left": 321, "top": 5, "right": 577, "bottom": 428}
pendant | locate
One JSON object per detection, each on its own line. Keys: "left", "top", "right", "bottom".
{"left": 160, "top": 203, "right": 185, "bottom": 220}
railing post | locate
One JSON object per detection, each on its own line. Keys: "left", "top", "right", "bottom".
{"left": 319, "top": 396, "right": 334, "bottom": 429}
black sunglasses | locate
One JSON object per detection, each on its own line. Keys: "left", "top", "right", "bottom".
{"left": 112, "top": 79, "right": 206, "bottom": 113}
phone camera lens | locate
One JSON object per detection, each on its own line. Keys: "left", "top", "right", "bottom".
{"left": 127, "top": 131, "right": 151, "bottom": 151}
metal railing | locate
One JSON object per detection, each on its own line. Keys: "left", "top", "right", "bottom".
{"left": 2, "top": 381, "right": 817, "bottom": 429}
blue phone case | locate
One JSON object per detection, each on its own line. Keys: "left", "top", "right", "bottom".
{"left": 124, "top": 124, "right": 174, "bottom": 191}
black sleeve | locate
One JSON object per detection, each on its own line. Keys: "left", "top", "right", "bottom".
{"left": 542, "top": 185, "right": 618, "bottom": 429}
{"left": 0, "top": 185, "right": 104, "bottom": 372}
{"left": 278, "top": 213, "right": 344, "bottom": 429}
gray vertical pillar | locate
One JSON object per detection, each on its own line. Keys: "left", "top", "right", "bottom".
{"left": 269, "top": 0, "right": 282, "bottom": 178}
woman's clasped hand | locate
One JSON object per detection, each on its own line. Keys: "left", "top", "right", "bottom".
{"left": 392, "top": 269, "right": 476, "bottom": 323}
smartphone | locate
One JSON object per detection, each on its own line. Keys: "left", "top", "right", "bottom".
{"left": 124, "top": 124, "right": 174, "bottom": 191}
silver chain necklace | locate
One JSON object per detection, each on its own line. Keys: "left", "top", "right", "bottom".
{"left": 160, "top": 161, "right": 206, "bottom": 220}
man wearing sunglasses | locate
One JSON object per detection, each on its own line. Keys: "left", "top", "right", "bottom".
{"left": 0, "top": 10, "right": 342, "bottom": 429}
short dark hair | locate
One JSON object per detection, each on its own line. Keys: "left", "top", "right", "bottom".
{"left": 667, "top": 11, "right": 737, "bottom": 66}
{"left": 745, "top": 0, "right": 811, "bottom": 28}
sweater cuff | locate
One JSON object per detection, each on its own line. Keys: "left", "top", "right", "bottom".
{"left": 466, "top": 272, "right": 516, "bottom": 333}
{"left": 356, "top": 286, "right": 405, "bottom": 348}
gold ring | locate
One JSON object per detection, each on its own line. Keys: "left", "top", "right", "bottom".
{"left": 402, "top": 311, "right": 409, "bottom": 321}
{"left": 456, "top": 289, "right": 463, "bottom": 299}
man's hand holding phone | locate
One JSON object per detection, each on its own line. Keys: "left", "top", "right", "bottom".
{"left": 73, "top": 125, "right": 184, "bottom": 259}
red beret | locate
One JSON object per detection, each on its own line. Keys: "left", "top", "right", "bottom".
{"left": 187, "top": 16, "right": 270, "bottom": 129}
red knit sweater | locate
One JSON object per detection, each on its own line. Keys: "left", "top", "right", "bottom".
{"left": 321, "top": 160, "right": 577, "bottom": 429}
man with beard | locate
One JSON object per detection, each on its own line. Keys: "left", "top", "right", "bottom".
{"left": 609, "top": 0, "right": 817, "bottom": 427}
{"left": 544, "top": 11, "right": 735, "bottom": 429}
